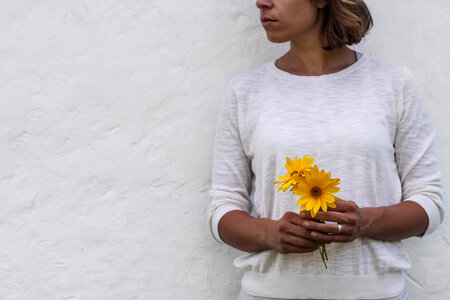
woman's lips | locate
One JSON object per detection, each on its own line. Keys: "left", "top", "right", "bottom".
{"left": 261, "top": 18, "right": 277, "bottom": 27}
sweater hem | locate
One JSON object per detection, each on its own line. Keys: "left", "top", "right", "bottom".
{"left": 241, "top": 270, "right": 405, "bottom": 299}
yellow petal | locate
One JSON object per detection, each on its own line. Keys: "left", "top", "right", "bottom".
{"left": 297, "top": 197, "right": 310, "bottom": 205}
{"left": 306, "top": 199, "right": 315, "bottom": 211}
{"left": 323, "top": 186, "right": 340, "bottom": 194}
{"left": 304, "top": 173, "right": 315, "bottom": 186}
{"left": 320, "top": 199, "right": 328, "bottom": 212}
{"left": 293, "top": 155, "right": 300, "bottom": 168}
{"left": 280, "top": 180, "right": 294, "bottom": 192}
{"left": 276, "top": 174, "right": 291, "bottom": 181}
{"left": 294, "top": 186, "right": 310, "bottom": 196}
{"left": 292, "top": 186, "right": 310, "bottom": 197}
{"left": 285, "top": 157, "right": 294, "bottom": 173}
{"left": 296, "top": 178, "right": 309, "bottom": 188}
{"left": 322, "top": 193, "right": 335, "bottom": 203}
{"left": 316, "top": 172, "right": 327, "bottom": 187}
{"left": 306, "top": 156, "right": 314, "bottom": 167}
{"left": 313, "top": 199, "right": 321, "bottom": 215}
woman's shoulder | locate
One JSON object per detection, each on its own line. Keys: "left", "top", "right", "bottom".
{"left": 226, "top": 62, "right": 274, "bottom": 90}
{"left": 363, "top": 52, "right": 414, "bottom": 83}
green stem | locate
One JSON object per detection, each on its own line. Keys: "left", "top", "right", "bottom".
{"left": 318, "top": 243, "right": 328, "bottom": 269}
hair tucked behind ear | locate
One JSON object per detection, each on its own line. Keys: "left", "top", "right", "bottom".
{"left": 318, "top": 0, "right": 373, "bottom": 50}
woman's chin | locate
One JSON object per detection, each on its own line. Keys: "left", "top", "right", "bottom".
{"left": 266, "top": 33, "right": 289, "bottom": 44}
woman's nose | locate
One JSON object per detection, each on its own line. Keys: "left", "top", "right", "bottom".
{"left": 256, "top": 0, "right": 273, "bottom": 9}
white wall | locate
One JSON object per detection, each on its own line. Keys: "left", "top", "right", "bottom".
{"left": 0, "top": 0, "right": 448, "bottom": 299}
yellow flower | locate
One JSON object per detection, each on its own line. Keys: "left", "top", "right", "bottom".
{"left": 292, "top": 165, "right": 340, "bottom": 218}
{"left": 274, "top": 155, "right": 314, "bottom": 192}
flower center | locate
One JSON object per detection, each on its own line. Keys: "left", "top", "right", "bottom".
{"left": 311, "top": 187, "right": 322, "bottom": 198}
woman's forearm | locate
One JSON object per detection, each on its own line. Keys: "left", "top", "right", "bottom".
{"left": 360, "top": 200, "right": 429, "bottom": 241}
{"left": 218, "top": 210, "right": 319, "bottom": 254}
{"left": 218, "top": 210, "right": 275, "bottom": 253}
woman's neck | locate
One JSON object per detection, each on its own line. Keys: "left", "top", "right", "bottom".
{"left": 275, "top": 45, "right": 357, "bottom": 76}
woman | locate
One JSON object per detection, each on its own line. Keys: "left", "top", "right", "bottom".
{"left": 207, "top": 0, "right": 445, "bottom": 299}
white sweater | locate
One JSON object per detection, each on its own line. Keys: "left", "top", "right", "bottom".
{"left": 206, "top": 51, "right": 445, "bottom": 299}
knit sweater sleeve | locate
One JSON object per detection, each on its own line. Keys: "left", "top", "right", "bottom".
{"left": 206, "top": 79, "right": 253, "bottom": 244}
{"left": 395, "top": 67, "right": 445, "bottom": 236}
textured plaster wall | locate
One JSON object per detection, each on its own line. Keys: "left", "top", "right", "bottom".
{"left": 0, "top": 0, "right": 448, "bottom": 299}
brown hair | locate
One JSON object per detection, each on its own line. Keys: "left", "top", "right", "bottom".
{"left": 317, "top": 0, "right": 373, "bottom": 50}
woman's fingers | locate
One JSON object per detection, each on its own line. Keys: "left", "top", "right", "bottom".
{"left": 326, "top": 199, "right": 358, "bottom": 212}
{"left": 318, "top": 211, "right": 357, "bottom": 224}
{"left": 270, "top": 211, "right": 324, "bottom": 254}
{"left": 310, "top": 231, "right": 351, "bottom": 243}
{"left": 302, "top": 221, "right": 352, "bottom": 235}
{"left": 300, "top": 201, "right": 359, "bottom": 225}
{"left": 273, "top": 201, "right": 363, "bottom": 250}
{"left": 283, "top": 211, "right": 305, "bottom": 226}
{"left": 280, "top": 212, "right": 317, "bottom": 239}
{"left": 297, "top": 200, "right": 363, "bottom": 243}
{"left": 300, "top": 199, "right": 357, "bottom": 214}
{"left": 281, "top": 232, "right": 319, "bottom": 248}
{"left": 277, "top": 244, "right": 318, "bottom": 254}
{"left": 301, "top": 210, "right": 353, "bottom": 224}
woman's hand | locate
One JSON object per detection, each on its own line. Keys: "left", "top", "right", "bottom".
{"left": 299, "top": 199, "right": 430, "bottom": 243}
{"left": 300, "top": 200, "right": 366, "bottom": 243}
{"left": 268, "top": 211, "right": 320, "bottom": 254}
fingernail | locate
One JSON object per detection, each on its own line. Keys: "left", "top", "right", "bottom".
{"left": 303, "top": 222, "right": 310, "bottom": 228}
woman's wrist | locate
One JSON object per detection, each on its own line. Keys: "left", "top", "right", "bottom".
{"left": 359, "top": 202, "right": 427, "bottom": 241}
{"left": 262, "top": 218, "right": 277, "bottom": 250}
{"left": 218, "top": 211, "right": 278, "bottom": 253}
{"left": 359, "top": 206, "right": 385, "bottom": 239}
